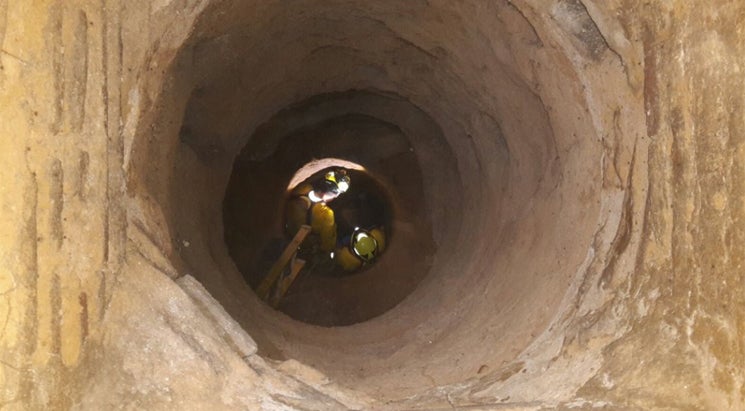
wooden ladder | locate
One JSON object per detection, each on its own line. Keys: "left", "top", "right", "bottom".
{"left": 255, "top": 225, "right": 311, "bottom": 306}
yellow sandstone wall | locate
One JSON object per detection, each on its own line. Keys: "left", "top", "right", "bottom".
{"left": 0, "top": 1, "right": 743, "bottom": 409}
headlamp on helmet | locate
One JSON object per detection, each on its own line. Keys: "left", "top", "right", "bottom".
{"left": 325, "top": 169, "right": 350, "bottom": 194}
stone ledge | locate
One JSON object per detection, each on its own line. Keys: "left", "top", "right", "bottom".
{"left": 176, "top": 274, "right": 258, "bottom": 358}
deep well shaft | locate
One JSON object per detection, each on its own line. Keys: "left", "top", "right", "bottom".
{"left": 1, "top": 1, "right": 744, "bottom": 409}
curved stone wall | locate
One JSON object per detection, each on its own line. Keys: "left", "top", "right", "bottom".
{"left": 1, "top": 1, "right": 743, "bottom": 409}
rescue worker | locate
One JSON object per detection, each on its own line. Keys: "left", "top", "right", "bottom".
{"left": 334, "top": 226, "right": 386, "bottom": 271}
{"left": 285, "top": 169, "right": 350, "bottom": 253}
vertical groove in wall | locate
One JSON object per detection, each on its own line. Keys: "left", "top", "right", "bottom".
{"left": 102, "top": 0, "right": 125, "bottom": 275}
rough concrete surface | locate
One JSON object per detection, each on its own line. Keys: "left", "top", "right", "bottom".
{"left": 0, "top": 0, "right": 743, "bottom": 410}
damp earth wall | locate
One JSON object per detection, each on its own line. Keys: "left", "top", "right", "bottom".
{"left": 1, "top": 1, "right": 744, "bottom": 409}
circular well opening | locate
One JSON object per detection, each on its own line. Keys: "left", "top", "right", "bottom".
{"left": 222, "top": 110, "right": 436, "bottom": 326}
{"left": 126, "top": 0, "right": 637, "bottom": 402}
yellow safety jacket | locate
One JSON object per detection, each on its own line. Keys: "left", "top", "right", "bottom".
{"left": 285, "top": 183, "right": 337, "bottom": 252}
{"left": 335, "top": 228, "right": 386, "bottom": 271}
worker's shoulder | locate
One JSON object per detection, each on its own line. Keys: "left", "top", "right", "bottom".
{"left": 311, "top": 202, "right": 335, "bottom": 219}
{"left": 291, "top": 182, "right": 313, "bottom": 196}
